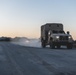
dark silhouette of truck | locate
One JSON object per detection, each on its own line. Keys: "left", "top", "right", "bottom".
{"left": 41, "top": 23, "right": 73, "bottom": 49}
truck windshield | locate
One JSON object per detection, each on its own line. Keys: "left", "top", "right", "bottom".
{"left": 52, "top": 30, "right": 65, "bottom": 34}
{"left": 59, "top": 31, "right": 65, "bottom": 34}
{"left": 52, "top": 30, "right": 58, "bottom": 33}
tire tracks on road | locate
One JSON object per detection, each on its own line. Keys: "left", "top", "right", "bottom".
{"left": 1, "top": 43, "right": 24, "bottom": 75}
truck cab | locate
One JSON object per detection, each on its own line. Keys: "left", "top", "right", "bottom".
{"left": 41, "top": 23, "right": 73, "bottom": 49}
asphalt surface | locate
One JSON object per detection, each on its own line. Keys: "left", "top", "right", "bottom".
{"left": 0, "top": 42, "right": 76, "bottom": 75}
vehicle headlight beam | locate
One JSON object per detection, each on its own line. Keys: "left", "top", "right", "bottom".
{"left": 56, "top": 36, "right": 59, "bottom": 39}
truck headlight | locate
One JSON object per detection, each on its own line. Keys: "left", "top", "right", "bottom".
{"left": 56, "top": 36, "right": 59, "bottom": 39}
{"left": 68, "top": 36, "right": 71, "bottom": 39}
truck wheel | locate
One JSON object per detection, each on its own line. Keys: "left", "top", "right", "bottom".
{"left": 57, "top": 45, "right": 60, "bottom": 49}
{"left": 50, "top": 43, "right": 55, "bottom": 49}
{"left": 67, "top": 44, "right": 73, "bottom": 49}
{"left": 41, "top": 41, "right": 46, "bottom": 48}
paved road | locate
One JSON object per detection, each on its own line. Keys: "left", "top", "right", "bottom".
{"left": 0, "top": 42, "right": 76, "bottom": 75}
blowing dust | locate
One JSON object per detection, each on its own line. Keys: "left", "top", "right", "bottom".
{"left": 11, "top": 37, "right": 41, "bottom": 47}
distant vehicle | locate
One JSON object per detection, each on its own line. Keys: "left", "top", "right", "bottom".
{"left": 41, "top": 23, "right": 73, "bottom": 49}
{"left": 0, "top": 37, "right": 11, "bottom": 41}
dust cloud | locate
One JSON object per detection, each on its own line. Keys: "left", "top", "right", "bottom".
{"left": 11, "top": 37, "right": 41, "bottom": 47}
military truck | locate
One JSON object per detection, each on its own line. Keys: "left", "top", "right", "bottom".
{"left": 41, "top": 23, "right": 73, "bottom": 49}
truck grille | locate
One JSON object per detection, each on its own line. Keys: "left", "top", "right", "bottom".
{"left": 59, "top": 36, "right": 68, "bottom": 40}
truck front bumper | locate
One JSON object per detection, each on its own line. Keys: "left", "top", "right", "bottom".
{"left": 52, "top": 41, "right": 73, "bottom": 46}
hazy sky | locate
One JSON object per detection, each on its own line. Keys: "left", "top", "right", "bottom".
{"left": 0, "top": 0, "right": 76, "bottom": 39}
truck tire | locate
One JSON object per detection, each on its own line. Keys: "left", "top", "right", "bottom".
{"left": 51, "top": 45, "right": 55, "bottom": 49}
{"left": 41, "top": 41, "right": 46, "bottom": 48}
{"left": 50, "top": 42, "right": 55, "bottom": 49}
{"left": 57, "top": 45, "right": 60, "bottom": 49}
{"left": 67, "top": 43, "right": 73, "bottom": 49}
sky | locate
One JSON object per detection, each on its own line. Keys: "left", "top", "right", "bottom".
{"left": 0, "top": 0, "right": 76, "bottom": 39}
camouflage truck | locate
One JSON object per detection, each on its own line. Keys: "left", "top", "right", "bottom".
{"left": 41, "top": 23, "right": 73, "bottom": 49}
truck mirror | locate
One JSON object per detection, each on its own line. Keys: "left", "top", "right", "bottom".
{"left": 67, "top": 31, "right": 70, "bottom": 34}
